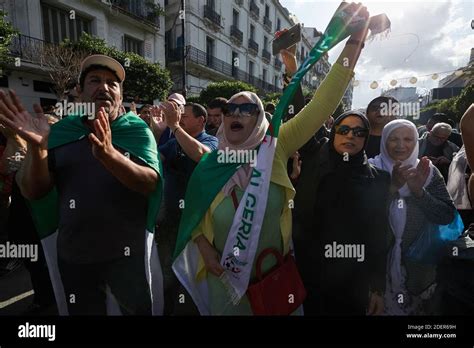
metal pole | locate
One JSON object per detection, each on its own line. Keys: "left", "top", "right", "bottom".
{"left": 181, "top": 0, "right": 187, "bottom": 98}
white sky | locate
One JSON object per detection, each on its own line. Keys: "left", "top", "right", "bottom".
{"left": 280, "top": 0, "right": 474, "bottom": 108}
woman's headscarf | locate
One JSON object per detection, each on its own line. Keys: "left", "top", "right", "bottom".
{"left": 294, "top": 110, "right": 372, "bottom": 224}
{"left": 368, "top": 119, "right": 434, "bottom": 309}
{"left": 326, "top": 110, "right": 371, "bottom": 172}
{"left": 368, "top": 119, "right": 434, "bottom": 197}
{"left": 216, "top": 91, "right": 269, "bottom": 196}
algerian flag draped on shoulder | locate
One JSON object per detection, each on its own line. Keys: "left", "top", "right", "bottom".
{"left": 172, "top": 3, "right": 389, "bottom": 315}
{"left": 28, "top": 112, "right": 164, "bottom": 315}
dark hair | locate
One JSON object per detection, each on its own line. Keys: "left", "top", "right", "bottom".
{"left": 366, "top": 96, "right": 399, "bottom": 113}
{"left": 430, "top": 113, "right": 448, "bottom": 123}
{"left": 139, "top": 104, "right": 153, "bottom": 113}
{"left": 265, "top": 103, "right": 276, "bottom": 113}
{"left": 208, "top": 97, "right": 228, "bottom": 110}
{"left": 79, "top": 64, "right": 122, "bottom": 91}
{"left": 185, "top": 103, "right": 207, "bottom": 121}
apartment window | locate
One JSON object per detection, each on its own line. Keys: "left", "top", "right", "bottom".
{"left": 277, "top": 18, "right": 281, "bottom": 31}
{"left": 274, "top": 75, "right": 278, "bottom": 88}
{"left": 124, "top": 35, "right": 144, "bottom": 56}
{"left": 206, "top": 37, "right": 215, "bottom": 66}
{"left": 250, "top": 24, "right": 255, "bottom": 40}
{"left": 233, "top": 9, "right": 239, "bottom": 27}
{"left": 249, "top": 61, "right": 254, "bottom": 77}
{"left": 263, "top": 68, "right": 267, "bottom": 83}
{"left": 42, "top": 3, "right": 91, "bottom": 43}
{"left": 232, "top": 51, "right": 239, "bottom": 77}
{"left": 264, "top": 36, "right": 268, "bottom": 49}
{"left": 0, "top": 76, "right": 8, "bottom": 88}
{"left": 265, "top": 4, "right": 270, "bottom": 17}
{"left": 207, "top": 0, "right": 215, "bottom": 9}
{"left": 301, "top": 46, "right": 305, "bottom": 60}
{"left": 33, "top": 80, "right": 55, "bottom": 93}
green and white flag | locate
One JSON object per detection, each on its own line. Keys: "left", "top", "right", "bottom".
{"left": 172, "top": 4, "right": 388, "bottom": 314}
{"left": 28, "top": 112, "right": 164, "bottom": 315}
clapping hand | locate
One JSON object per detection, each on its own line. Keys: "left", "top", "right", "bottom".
{"left": 149, "top": 105, "right": 168, "bottom": 135}
{"left": 406, "top": 157, "right": 431, "bottom": 197}
{"left": 0, "top": 90, "right": 50, "bottom": 148}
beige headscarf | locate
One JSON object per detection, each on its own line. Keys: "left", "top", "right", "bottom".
{"left": 216, "top": 91, "right": 269, "bottom": 196}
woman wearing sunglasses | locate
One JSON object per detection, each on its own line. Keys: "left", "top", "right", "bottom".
{"left": 293, "top": 111, "right": 392, "bottom": 315}
{"left": 369, "top": 119, "right": 455, "bottom": 315}
{"left": 173, "top": 3, "right": 371, "bottom": 315}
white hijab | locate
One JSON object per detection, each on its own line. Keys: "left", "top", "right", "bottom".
{"left": 369, "top": 119, "right": 434, "bottom": 312}
{"left": 216, "top": 91, "right": 269, "bottom": 196}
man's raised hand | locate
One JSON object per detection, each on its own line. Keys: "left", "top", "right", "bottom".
{"left": 89, "top": 107, "right": 115, "bottom": 161}
{"left": 0, "top": 90, "right": 50, "bottom": 148}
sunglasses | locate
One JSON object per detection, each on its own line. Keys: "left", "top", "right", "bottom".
{"left": 224, "top": 103, "right": 259, "bottom": 117}
{"left": 334, "top": 125, "right": 369, "bottom": 138}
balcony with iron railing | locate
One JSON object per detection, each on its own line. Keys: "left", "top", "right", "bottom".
{"left": 249, "top": 1, "right": 260, "bottom": 20}
{"left": 235, "top": 0, "right": 243, "bottom": 5}
{"left": 167, "top": 45, "right": 281, "bottom": 94}
{"left": 263, "top": 16, "right": 272, "bottom": 32}
{"left": 230, "top": 25, "right": 243, "bottom": 44}
{"left": 108, "top": 0, "right": 161, "bottom": 28}
{"left": 9, "top": 34, "right": 53, "bottom": 65}
{"left": 203, "top": 5, "right": 221, "bottom": 27}
{"left": 262, "top": 49, "right": 271, "bottom": 62}
{"left": 248, "top": 38, "right": 259, "bottom": 54}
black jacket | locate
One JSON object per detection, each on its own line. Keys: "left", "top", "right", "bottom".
{"left": 293, "top": 139, "right": 391, "bottom": 315}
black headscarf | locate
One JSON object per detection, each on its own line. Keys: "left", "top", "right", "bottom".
{"left": 323, "top": 110, "right": 371, "bottom": 177}
{"left": 294, "top": 110, "right": 373, "bottom": 222}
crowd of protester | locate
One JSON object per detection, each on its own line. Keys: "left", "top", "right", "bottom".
{"left": 0, "top": 2, "right": 473, "bottom": 316}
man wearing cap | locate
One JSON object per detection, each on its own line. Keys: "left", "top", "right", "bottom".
{"left": 0, "top": 54, "right": 164, "bottom": 315}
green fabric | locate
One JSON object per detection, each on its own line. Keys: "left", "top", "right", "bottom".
{"left": 29, "top": 112, "right": 163, "bottom": 237}
{"left": 208, "top": 183, "right": 284, "bottom": 315}
{"left": 172, "top": 151, "right": 240, "bottom": 259}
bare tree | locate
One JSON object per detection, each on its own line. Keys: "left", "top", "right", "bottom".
{"left": 28, "top": 43, "right": 88, "bottom": 101}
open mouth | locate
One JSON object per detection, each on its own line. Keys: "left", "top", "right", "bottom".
{"left": 230, "top": 121, "right": 243, "bottom": 131}
{"left": 342, "top": 143, "right": 355, "bottom": 148}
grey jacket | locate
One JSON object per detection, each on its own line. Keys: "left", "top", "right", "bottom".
{"left": 390, "top": 166, "right": 456, "bottom": 295}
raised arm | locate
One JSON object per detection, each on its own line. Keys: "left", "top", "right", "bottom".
{"left": 160, "top": 102, "right": 212, "bottom": 163}
{"left": 278, "top": 17, "right": 368, "bottom": 159}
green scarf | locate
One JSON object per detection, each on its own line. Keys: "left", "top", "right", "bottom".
{"left": 29, "top": 112, "right": 163, "bottom": 237}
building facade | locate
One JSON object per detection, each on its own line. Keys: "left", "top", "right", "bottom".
{"left": 1, "top": 0, "right": 166, "bottom": 109}
{"left": 165, "top": 0, "right": 324, "bottom": 97}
